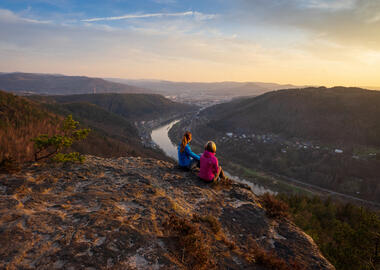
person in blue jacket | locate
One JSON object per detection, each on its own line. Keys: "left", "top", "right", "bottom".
{"left": 178, "top": 131, "right": 200, "bottom": 170}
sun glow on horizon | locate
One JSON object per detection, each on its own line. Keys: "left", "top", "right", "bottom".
{"left": 1, "top": 0, "right": 380, "bottom": 87}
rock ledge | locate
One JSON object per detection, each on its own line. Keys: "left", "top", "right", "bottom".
{"left": 0, "top": 156, "right": 334, "bottom": 269}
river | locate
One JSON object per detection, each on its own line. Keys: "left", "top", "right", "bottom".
{"left": 151, "top": 120, "right": 275, "bottom": 195}
{"left": 150, "top": 120, "right": 180, "bottom": 160}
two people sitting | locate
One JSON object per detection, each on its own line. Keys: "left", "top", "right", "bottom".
{"left": 178, "top": 131, "right": 227, "bottom": 183}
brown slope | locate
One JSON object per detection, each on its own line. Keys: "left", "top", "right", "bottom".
{"left": 0, "top": 90, "right": 63, "bottom": 163}
{"left": 0, "top": 90, "right": 168, "bottom": 165}
{"left": 0, "top": 155, "right": 334, "bottom": 269}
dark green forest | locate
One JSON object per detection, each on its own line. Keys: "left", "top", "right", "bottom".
{"left": 214, "top": 139, "right": 380, "bottom": 203}
{"left": 202, "top": 87, "right": 380, "bottom": 147}
{"left": 188, "top": 87, "right": 380, "bottom": 203}
{"left": 35, "top": 92, "right": 195, "bottom": 120}
{"left": 278, "top": 195, "right": 380, "bottom": 270}
{"left": 0, "top": 90, "right": 194, "bottom": 164}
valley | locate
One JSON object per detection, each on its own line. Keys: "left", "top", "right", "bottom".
{"left": 108, "top": 78, "right": 302, "bottom": 106}
{"left": 1, "top": 77, "right": 380, "bottom": 269}
{"left": 169, "top": 113, "right": 380, "bottom": 207}
{"left": 167, "top": 87, "right": 380, "bottom": 207}
{"left": 0, "top": 90, "right": 196, "bottom": 164}
{"left": 3, "top": 0, "right": 380, "bottom": 267}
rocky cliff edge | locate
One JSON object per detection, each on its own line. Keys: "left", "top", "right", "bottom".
{"left": 0, "top": 156, "right": 334, "bottom": 270}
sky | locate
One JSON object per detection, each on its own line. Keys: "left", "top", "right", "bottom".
{"left": 1, "top": 0, "right": 380, "bottom": 86}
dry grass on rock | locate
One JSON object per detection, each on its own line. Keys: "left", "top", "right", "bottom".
{"left": 260, "top": 193, "right": 290, "bottom": 219}
{"left": 164, "top": 214, "right": 215, "bottom": 270}
{"left": 0, "top": 156, "right": 334, "bottom": 270}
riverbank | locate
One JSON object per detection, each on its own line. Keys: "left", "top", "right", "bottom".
{"left": 151, "top": 119, "right": 275, "bottom": 195}
{"left": 151, "top": 120, "right": 180, "bottom": 160}
{"left": 168, "top": 115, "right": 380, "bottom": 209}
{"left": 135, "top": 112, "right": 195, "bottom": 150}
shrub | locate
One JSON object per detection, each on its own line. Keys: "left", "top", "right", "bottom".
{"left": 192, "top": 214, "right": 221, "bottom": 234}
{"left": 0, "top": 156, "right": 20, "bottom": 173}
{"left": 243, "top": 237, "right": 305, "bottom": 270}
{"left": 260, "top": 193, "right": 290, "bottom": 219}
{"left": 252, "top": 245, "right": 304, "bottom": 270}
{"left": 163, "top": 214, "right": 214, "bottom": 269}
{"left": 32, "top": 115, "right": 90, "bottom": 162}
{"left": 52, "top": 152, "right": 85, "bottom": 163}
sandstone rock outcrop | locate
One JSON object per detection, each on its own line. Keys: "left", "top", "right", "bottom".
{"left": 0, "top": 156, "right": 334, "bottom": 269}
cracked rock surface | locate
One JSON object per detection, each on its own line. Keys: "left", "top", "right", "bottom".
{"left": 0, "top": 156, "right": 334, "bottom": 269}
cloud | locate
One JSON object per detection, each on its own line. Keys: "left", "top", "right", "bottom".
{"left": 0, "top": 8, "right": 51, "bottom": 24}
{"left": 0, "top": 8, "right": 248, "bottom": 66}
{"left": 0, "top": 7, "right": 283, "bottom": 82}
{"left": 302, "top": 0, "right": 357, "bottom": 10}
{"left": 1, "top": 5, "right": 380, "bottom": 85}
{"left": 235, "top": 0, "right": 380, "bottom": 50}
{"left": 367, "top": 13, "right": 380, "bottom": 23}
{"left": 81, "top": 11, "right": 216, "bottom": 22}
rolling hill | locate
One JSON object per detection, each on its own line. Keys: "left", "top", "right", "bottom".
{"left": 108, "top": 79, "right": 299, "bottom": 97}
{"left": 107, "top": 78, "right": 302, "bottom": 105}
{"left": 30, "top": 93, "right": 196, "bottom": 159}
{"left": 36, "top": 93, "right": 196, "bottom": 121}
{"left": 40, "top": 101, "right": 164, "bottom": 159}
{"left": 169, "top": 86, "right": 380, "bottom": 204}
{"left": 0, "top": 90, "right": 63, "bottom": 163}
{"left": 201, "top": 86, "right": 380, "bottom": 147}
{"left": 0, "top": 90, "right": 184, "bottom": 165}
{"left": 0, "top": 73, "right": 144, "bottom": 95}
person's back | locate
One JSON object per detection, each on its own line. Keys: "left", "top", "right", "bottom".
{"left": 177, "top": 131, "right": 200, "bottom": 170}
{"left": 178, "top": 144, "right": 198, "bottom": 167}
{"left": 199, "top": 141, "right": 227, "bottom": 182}
{"left": 199, "top": 150, "right": 218, "bottom": 182}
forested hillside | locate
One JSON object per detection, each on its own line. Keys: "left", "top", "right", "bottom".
{"left": 203, "top": 87, "right": 380, "bottom": 147}
{"left": 0, "top": 73, "right": 144, "bottom": 95}
{"left": 0, "top": 90, "right": 62, "bottom": 163}
{"left": 42, "top": 101, "right": 166, "bottom": 160}
{"left": 0, "top": 90, "right": 183, "bottom": 165}
{"left": 35, "top": 93, "right": 196, "bottom": 121}
{"left": 279, "top": 195, "right": 380, "bottom": 270}
{"left": 172, "top": 87, "right": 380, "bottom": 203}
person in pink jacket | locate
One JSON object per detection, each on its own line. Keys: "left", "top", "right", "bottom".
{"left": 199, "top": 141, "right": 227, "bottom": 183}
